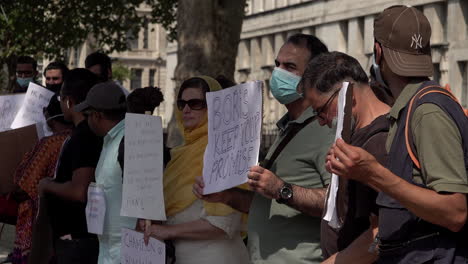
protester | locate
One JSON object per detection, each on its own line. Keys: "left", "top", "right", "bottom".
{"left": 119, "top": 86, "right": 170, "bottom": 168}
{"left": 14, "top": 56, "right": 38, "bottom": 93}
{"left": 215, "top": 75, "right": 236, "bottom": 89}
{"left": 194, "top": 34, "right": 333, "bottom": 263}
{"left": 74, "top": 81, "right": 132, "bottom": 264}
{"left": 9, "top": 95, "right": 72, "bottom": 264}
{"left": 85, "top": 52, "right": 129, "bottom": 96}
{"left": 85, "top": 52, "right": 112, "bottom": 82}
{"left": 301, "top": 51, "right": 390, "bottom": 263}
{"left": 37, "top": 69, "right": 101, "bottom": 264}
{"left": 126, "top": 86, "right": 164, "bottom": 114}
{"left": 326, "top": 5, "right": 468, "bottom": 263}
{"left": 43, "top": 61, "right": 69, "bottom": 94}
{"left": 142, "top": 76, "right": 249, "bottom": 264}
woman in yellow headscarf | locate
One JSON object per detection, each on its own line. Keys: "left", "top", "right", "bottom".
{"left": 144, "top": 76, "right": 249, "bottom": 263}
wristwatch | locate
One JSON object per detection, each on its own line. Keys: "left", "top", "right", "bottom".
{"left": 276, "top": 183, "right": 293, "bottom": 204}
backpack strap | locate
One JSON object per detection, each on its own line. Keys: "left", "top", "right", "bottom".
{"left": 405, "top": 85, "right": 461, "bottom": 170}
{"left": 262, "top": 116, "right": 316, "bottom": 170}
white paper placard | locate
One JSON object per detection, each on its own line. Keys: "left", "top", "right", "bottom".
{"left": 323, "top": 82, "right": 349, "bottom": 229}
{"left": 121, "top": 228, "right": 165, "bottom": 264}
{"left": 85, "top": 183, "right": 106, "bottom": 235}
{"left": 120, "top": 113, "right": 166, "bottom": 220}
{"left": 10, "top": 83, "right": 54, "bottom": 137}
{"left": 202, "top": 81, "right": 263, "bottom": 194}
{"left": 0, "top": 93, "right": 25, "bottom": 132}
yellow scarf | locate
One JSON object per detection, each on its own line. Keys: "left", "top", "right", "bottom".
{"left": 163, "top": 76, "right": 239, "bottom": 217}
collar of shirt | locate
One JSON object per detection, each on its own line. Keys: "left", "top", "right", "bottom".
{"left": 105, "top": 119, "right": 125, "bottom": 143}
{"left": 276, "top": 107, "right": 315, "bottom": 133}
{"left": 388, "top": 80, "right": 426, "bottom": 121}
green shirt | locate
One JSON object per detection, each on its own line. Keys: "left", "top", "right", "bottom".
{"left": 248, "top": 107, "right": 334, "bottom": 264}
{"left": 386, "top": 80, "right": 468, "bottom": 193}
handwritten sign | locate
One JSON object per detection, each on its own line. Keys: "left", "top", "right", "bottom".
{"left": 323, "top": 82, "right": 351, "bottom": 229}
{"left": 203, "top": 81, "right": 263, "bottom": 194}
{"left": 121, "top": 228, "right": 165, "bottom": 264}
{"left": 10, "top": 83, "right": 54, "bottom": 137}
{"left": 121, "top": 113, "right": 166, "bottom": 220}
{"left": 85, "top": 183, "right": 106, "bottom": 235}
{"left": 0, "top": 93, "right": 25, "bottom": 132}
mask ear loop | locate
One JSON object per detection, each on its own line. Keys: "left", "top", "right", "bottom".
{"left": 66, "top": 100, "right": 70, "bottom": 109}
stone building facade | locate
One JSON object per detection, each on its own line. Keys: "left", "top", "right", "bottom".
{"left": 63, "top": 0, "right": 468, "bottom": 132}
{"left": 62, "top": 4, "right": 169, "bottom": 120}
{"left": 232, "top": 0, "right": 468, "bottom": 132}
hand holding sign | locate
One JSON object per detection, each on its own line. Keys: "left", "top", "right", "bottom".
{"left": 121, "top": 228, "right": 165, "bottom": 264}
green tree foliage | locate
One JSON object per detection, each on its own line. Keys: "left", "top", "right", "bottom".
{"left": 112, "top": 62, "right": 132, "bottom": 84}
{"left": 0, "top": 0, "right": 177, "bottom": 92}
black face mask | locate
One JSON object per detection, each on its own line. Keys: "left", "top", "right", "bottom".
{"left": 46, "top": 83, "right": 63, "bottom": 94}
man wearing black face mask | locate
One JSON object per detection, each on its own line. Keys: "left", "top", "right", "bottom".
{"left": 44, "top": 62, "right": 69, "bottom": 94}
{"left": 327, "top": 5, "right": 468, "bottom": 263}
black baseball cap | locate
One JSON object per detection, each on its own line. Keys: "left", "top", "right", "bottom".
{"left": 74, "top": 81, "right": 126, "bottom": 112}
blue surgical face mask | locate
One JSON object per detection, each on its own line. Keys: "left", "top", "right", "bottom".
{"left": 16, "top": 77, "right": 33, "bottom": 88}
{"left": 269, "top": 67, "right": 302, "bottom": 105}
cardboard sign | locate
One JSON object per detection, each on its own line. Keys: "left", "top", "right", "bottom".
{"left": 121, "top": 228, "right": 165, "bottom": 264}
{"left": 202, "top": 81, "right": 263, "bottom": 194}
{"left": 0, "top": 124, "right": 39, "bottom": 194}
{"left": 0, "top": 93, "right": 25, "bottom": 132}
{"left": 85, "top": 183, "right": 106, "bottom": 235}
{"left": 121, "top": 114, "right": 166, "bottom": 220}
{"left": 11, "top": 83, "right": 54, "bottom": 135}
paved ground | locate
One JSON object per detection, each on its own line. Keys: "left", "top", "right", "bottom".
{"left": 0, "top": 224, "right": 14, "bottom": 263}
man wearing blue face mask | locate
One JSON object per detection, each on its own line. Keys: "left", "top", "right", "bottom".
{"left": 13, "top": 56, "right": 39, "bottom": 93}
{"left": 194, "top": 34, "right": 334, "bottom": 263}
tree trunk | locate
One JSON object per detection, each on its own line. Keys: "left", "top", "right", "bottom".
{"left": 6, "top": 55, "right": 17, "bottom": 93}
{"left": 166, "top": 0, "right": 246, "bottom": 147}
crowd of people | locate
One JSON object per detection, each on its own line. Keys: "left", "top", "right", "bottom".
{"left": 2, "top": 5, "right": 467, "bottom": 264}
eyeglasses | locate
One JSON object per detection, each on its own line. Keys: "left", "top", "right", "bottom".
{"left": 176, "top": 99, "right": 206, "bottom": 111}
{"left": 46, "top": 77, "right": 61, "bottom": 81}
{"left": 313, "top": 89, "right": 340, "bottom": 119}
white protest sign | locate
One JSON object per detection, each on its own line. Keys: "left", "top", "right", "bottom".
{"left": 121, "top": 113, "right": 166, "bottom": 220}
{"left": 121, "top": 228, "right": 165, "bottom": 264}
{"left": 85, "top": 183, "right": 106, "bottom": 235}
{"left": 0, "top": 93, "right": 25, "bottom": 132}
{"left": 203, "top": 81, "right": 263, "bottom": 194}
{"left": 323, "top": 82, "right": 349, "bottom": 229}
{"left": 10, "top": 83, "right": 54, "bottom": 137}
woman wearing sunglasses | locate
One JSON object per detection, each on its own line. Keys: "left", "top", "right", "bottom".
{"left": 141, "top": 76, "right": 248, "bottom": 264}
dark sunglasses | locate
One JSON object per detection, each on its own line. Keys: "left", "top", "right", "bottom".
{"left": 176, "top": 99, "right": 206, "bottom": 111}
{"left": 313, "top": 89, "right": 340, "bottom": 118}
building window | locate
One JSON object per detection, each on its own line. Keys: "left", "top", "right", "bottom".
{"left": 131, "top": 68, "right": 143, "bottom": 90}
{"left": 460, "top": 62, "right": 468, "bottom": 108}
{"left": 149, "top": 69, "right": 156, "bottom": 87}
{"left": 126, "top": 30, "right": 139, "bottom": 50}
{"left": 432, "top": 63, "right": 441, "bottom": 84}
{"left": 73, "top": 45, "right": 82, "bottom": 67}
{"left": 143, "top": 22, "right": 149, "bottom": 49}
